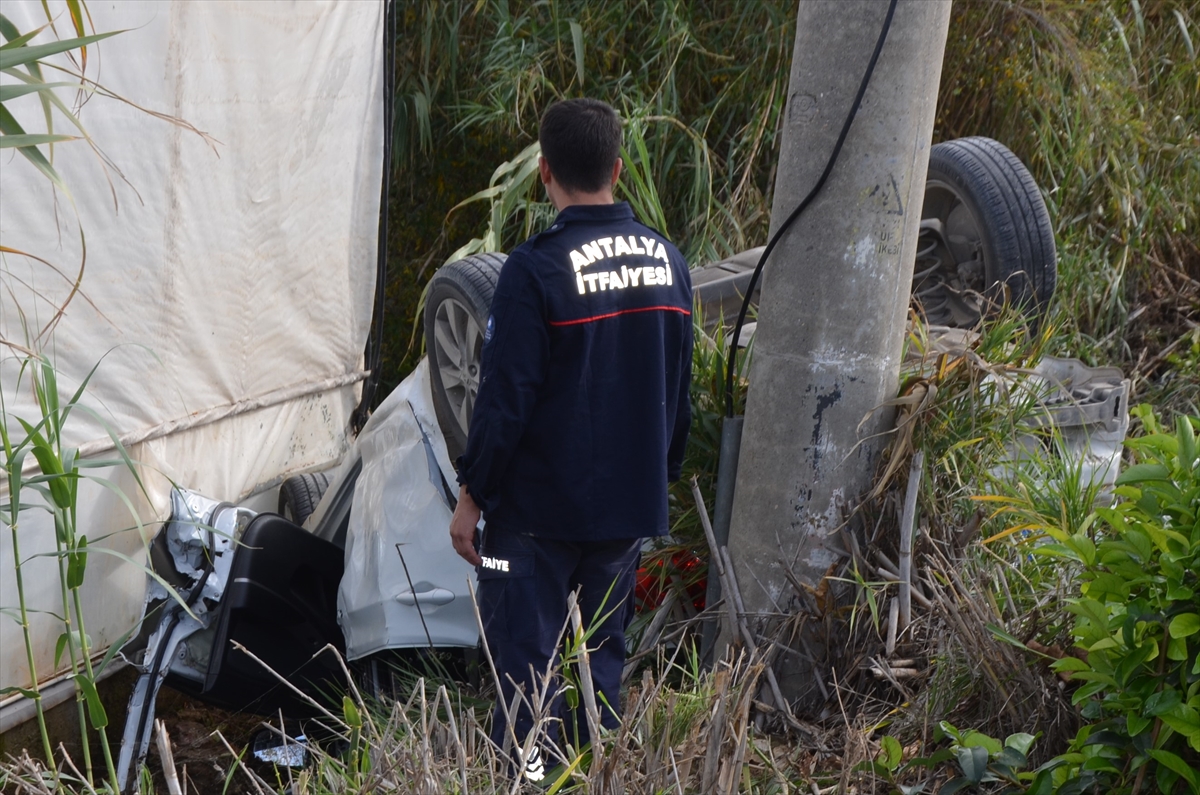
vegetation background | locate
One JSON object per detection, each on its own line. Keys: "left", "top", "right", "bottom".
{"left": 362, "top": 8, "right": 1200, "bottom": 785}
{"left": 4, "top": 1, "right": 1197, "bottom": 792}
{"left": 378, "top": 0, "right": 1198, "bottom": 417}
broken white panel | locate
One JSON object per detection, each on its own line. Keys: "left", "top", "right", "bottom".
{"left": 1007, "top": 356, "right": 1131, "bottom": 496}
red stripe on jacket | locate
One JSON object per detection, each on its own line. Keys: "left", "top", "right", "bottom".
{"left": 548, "top": 305, "right": 691, "bottom": 327}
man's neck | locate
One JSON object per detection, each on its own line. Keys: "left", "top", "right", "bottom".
{"left": 558, "top": 191, "right": 614, "bottom": 207}
{"left": 549, "top": 186, "right": 614, "bottom": 210}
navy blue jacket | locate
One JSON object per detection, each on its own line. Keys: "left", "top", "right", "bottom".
{"left": 456, "top": 202, "right": 693, "bottom": 541}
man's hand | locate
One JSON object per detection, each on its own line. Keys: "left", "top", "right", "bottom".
{"left": 450, "top": 485, "right": 483, "bottom": 566}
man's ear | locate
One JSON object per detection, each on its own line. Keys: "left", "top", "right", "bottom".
{"left": 611, "top": 157, "right": 623, "bottom": 187}
{"left": 539, "top": 155, "right": 554, "bottom": 185}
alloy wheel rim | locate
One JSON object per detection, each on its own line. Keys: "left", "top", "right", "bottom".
{"left": 432, "top": 297, "right": 484, "bottom": 434}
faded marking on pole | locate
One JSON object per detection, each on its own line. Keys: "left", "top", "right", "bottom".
{"left": 789, "top": 92, "right": 819, "bottom": 125}
{"left": 866, "top": 173, "right": 905, "bottom": 216}
{"left": 853, "top": 233, "right": 878, "bottom": 273}
{"left": 809, "top": 383, "right": 843, "bottom": 471}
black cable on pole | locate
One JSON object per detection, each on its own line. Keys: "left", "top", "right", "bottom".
{"left": 723, "top": 0, "right": 899, "bottom": 418}
{"left": 352, "top": 0, "right": 397, "bottom": 434}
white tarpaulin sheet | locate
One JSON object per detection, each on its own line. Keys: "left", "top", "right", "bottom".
{"left": 1, "top": 0, "right": 384, "bottom": 697}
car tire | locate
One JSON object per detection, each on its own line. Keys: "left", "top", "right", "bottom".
{"left": 424, "top": 252, "right": 506, "bottom": 464}
{"left": 278, "top": 472, "right": 330, "bottom": 526}
{"left": 914, "top": 136, "right": 1056, "bottom": 327}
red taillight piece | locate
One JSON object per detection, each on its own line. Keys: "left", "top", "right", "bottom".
{"left": 634, "top": 550, "right": 708, "bottom": 614}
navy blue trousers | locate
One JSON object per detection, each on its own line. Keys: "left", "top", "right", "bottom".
{"left": 476, "top": 528, "right": 640, "bottom": 753}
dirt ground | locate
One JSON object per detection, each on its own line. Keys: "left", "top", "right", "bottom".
{"left": 143, "top": 685, "right": 280, "bottom": 795}
{"left": 1, "top": 669, "right": 279, "bottom": 795}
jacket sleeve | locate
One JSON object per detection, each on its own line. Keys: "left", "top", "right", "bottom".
{"left": 455, "top": 254, "right": 549, "bottom": 513}
{"left": 666, "top": 301, "right": 693, "bottom": 482}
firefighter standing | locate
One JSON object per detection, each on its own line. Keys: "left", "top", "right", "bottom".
{"left": 449, "top": 98, "right": 693, "bottom": 779}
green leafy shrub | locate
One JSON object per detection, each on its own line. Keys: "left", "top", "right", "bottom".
{"left": 936, "top": 722, "right": 1041, "bottom": 795}
{"left": 1034, "top": 406, "right": 1200, "bottom": 794}
{"left": 855, "top": 723, "right": 1039, "bottom": 795}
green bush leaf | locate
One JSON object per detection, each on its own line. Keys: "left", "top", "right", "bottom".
{"left": 1051, "top": 656, "right": 1090, "bottom": 673}
{"left": 880, "top": 734, "right": 903, "bottom": 772}
{"left": 1161, "top": 704, "right": 1200, "bottom": 737}
{"left": 1085, "top": 572, "right": 1131, "bottom": 600}
{"left": 936, "top": 721, "right": 962, "bottom": 743}
{"left": 1166, "top": 583, "right": 1195, "bottom": 601}
{"left": 1025, "top": 768, "right": 1055, "bottom": 795}
{"left": 1069, "top": 670, "right": 1118, "bottom": 686}
{"left": 956, "top": 745, "right": 990, "bottom": 784}
{"left": 1084, "top": 636, "right": 1119, "bottom": 653}
{"left": 962, "top": 730, "right": 1003, "bottom": 755}
{"left": 854, "top": 758, "right": 892, "bottom": 778}
{"left": 1168, "top": 613, "right": 1199, "bottom": 638}
{"left": 1148, "top": 749, "right": 1199, "bottom": 789}
{"left": 1126, "top": 713, "right": 1152, "bottom": 736}
{"left": 1114, "top": 641, "right": 1156, "bottom": 686}
{"left": 1073, "top": 681, "right": 1109, "bottom": 704}
{"left": 938, "top": 777, "right": 974, "bottom": 795}
{"left": 1031, "top": 542, "right": 1075, "bottom": 560}
{"left": 1145, "top": 688, "right": 1181, "bottom": 717}
{"left": 908, "top": 748, "right": 956, "bottom": 769}
{"left": 852, "top": 760, "right": 893, "bottom": 777}
{"left": 1115, "top": 462, "right": 1171, "bottom": 485}
{"left": 1066, "top": 534, "right": 1097, "bottom": 566}
{"left": 1004, "top": 732, "right": 1037, "bottom": 756}
{"left": 1067, "top": 598, "right": 1111, "bottom": 632}
{"left": 995, "top": 745, "right": 1028, "bottom": 769}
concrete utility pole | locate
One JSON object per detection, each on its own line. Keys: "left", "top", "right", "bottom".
{"left": 722, "top": 0, "right": 951, "bottom": 701}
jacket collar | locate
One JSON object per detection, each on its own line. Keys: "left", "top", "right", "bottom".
{"left": 552, "top": 202, "right": 634, "bottom": 226}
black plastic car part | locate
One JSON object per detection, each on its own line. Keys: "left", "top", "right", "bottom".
{"left": 193, "top": 512, "right": 345, "bottom": 715}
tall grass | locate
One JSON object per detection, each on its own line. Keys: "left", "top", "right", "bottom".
{"left": 393, "top": 0, "right": 792, "bottom": 265}
{"left": 5, "top": 3, "right": 1193, "bottom": 791}
{"left": 383, "top": 0, "right": 1198, "bottom": 412}
{"left": 379, "top": 0, "right": 793, "bottom": 384}
{"left": 937, "top": 1, "right": 1198, "bottom": 413}
{"left": 374, "top": 5, "right": 1197, "bottom": 781}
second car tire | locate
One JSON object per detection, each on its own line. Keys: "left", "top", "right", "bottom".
{"left": 918, "top": 136, "right": 1057, "bottom": 324}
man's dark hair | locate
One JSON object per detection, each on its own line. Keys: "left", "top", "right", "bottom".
{"left": 539, "top": 99, "right": 622, "bottom": 193}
